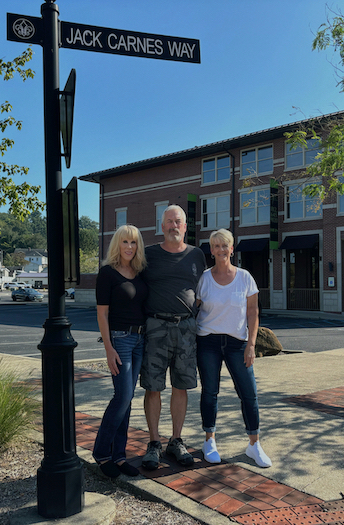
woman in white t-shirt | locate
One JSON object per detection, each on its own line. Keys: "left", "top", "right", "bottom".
{"left": 196, "top": 229, "right": 271, "bottom": 468}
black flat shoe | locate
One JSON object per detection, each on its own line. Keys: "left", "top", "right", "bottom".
{"left": 116, "top": 461, "right": 139, "bottom": 477}
{"left": 99, "top": 461, "right": 120, "bottom": 479}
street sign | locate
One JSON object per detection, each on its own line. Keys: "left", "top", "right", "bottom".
{"left": 61, "top": 21, "right": 200, "bottom": 63}
{"left": 60, "top": 69, "right": 76, "bottom": 169}
{"left": 62, "top": 177, "right": 80, "bottom": 285}
{"left": 7, "top": 13, "right": 200, "bottom": 64}
{"left": 7, "top": 13, "right": 43, "bottom": 45}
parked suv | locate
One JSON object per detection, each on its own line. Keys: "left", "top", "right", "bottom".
{"left": 4, "top": 282, "right": 31, "bottom": 289}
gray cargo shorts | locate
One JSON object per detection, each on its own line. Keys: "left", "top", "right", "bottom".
{"left": 140, "top": 316, "right": 197, "bottom": 392}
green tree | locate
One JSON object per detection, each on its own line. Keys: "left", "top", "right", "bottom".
{"left": 1, "top": 48, "right": 45, "bottom": 221}
{"left": 3, "top": 251, "right": 28, "bottom": 268}
{"left": 79, "top": 249, "right": 99, "bottom": 274}
{"left": 79, "top": 215, "right": 99, "bottom": 255}
{"left": 79, "top": 215, "right": 98, "bottom": 230}
{"left": 0, "top": 211, "right": 47, "bottom": 257}
{"left": 284, "top": 7, "right": 344, "bottom": 201}
{"left": 79, "top": 228, "right": 99, "bottom": 254}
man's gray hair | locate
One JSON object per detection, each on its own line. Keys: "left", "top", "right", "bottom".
{"left": 161, "top": 205, "right": 186, "bottom": 225}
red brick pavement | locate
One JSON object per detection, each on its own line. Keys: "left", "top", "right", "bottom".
{"left": 35, "top": 370, "right": 344, "bottom": 524}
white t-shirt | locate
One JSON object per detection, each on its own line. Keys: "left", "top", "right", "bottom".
{"left": 196, "top": 267, "right": 258, "bottom": 341}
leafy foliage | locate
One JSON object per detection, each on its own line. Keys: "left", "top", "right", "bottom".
{"left": 0, "top": 48, "right": 45, "bottom": 222}
{"left": 78, "top": 216, "right": 99, "bottom": 272}
{"left": 78, "top": 215, "right": 99, "bottom": 255}
{"left": 0, "top": 211, "right": 47, "bottom": 257}
{"left": 3, "top": 251, "right": 29, "bottom": 269}
{"left": 0, "top": 362, "right": 39, "bottom": 452}
{"left": 283, "top": 7, "right": 344, "bottom": 200}
{"left": 79, "top": 249, "right": 99, "bottom": 274}
{"left": 285, "top": 116, "right": 344, "bottom": 199}
{"left": 312, "top": 7, "right": 344, "bottom": 92}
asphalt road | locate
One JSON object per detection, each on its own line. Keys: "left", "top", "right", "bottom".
{"left": 1, "top": 299, "right": 344, "bottom": 360}
{"left": 261, "top": 314, "right": 344, "bottom": 353}
{"left": 0, "top": 302, "right": 101, "bottom": 361}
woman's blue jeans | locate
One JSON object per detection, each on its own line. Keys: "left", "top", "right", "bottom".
{"left": 197, "top": 334, "right": 259, "bottom": 436}
{"left": 93, "top": 331, "right": 144, "bottom": 464}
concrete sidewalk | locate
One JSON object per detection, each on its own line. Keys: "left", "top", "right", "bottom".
{"left": 2, "top": 344, "right": 344, "bottom": 525}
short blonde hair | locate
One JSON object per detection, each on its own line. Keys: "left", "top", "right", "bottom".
{"left": 209, "top": 229, "right": 234, "bottom": 248}
{"left": 161, "top": 205, "right": 186, "bottom": 225}
{"left": 103, "top": 224, "right": 146, "bottom": 274}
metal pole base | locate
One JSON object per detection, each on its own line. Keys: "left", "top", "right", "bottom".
{"left": 37, "top": 460, "right": 84, "bottom": 518}
{"left": 37, "top": 315, "right": 84, "bottom": 519}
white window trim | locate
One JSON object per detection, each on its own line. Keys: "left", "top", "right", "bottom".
{"left": 240, "top": 144, "right": 273, "bottom": 179}
{"left": 337, "top": 194, "right": 344, "bottom": 216}
{"left": 201, "top": 154, "right": 231, "bottom": 187}
{"left": 283, "top": 179, "right": 323, "bottom": 222}
{"left": 115, "top": 207, "right": 127, "bottom": 228}
{"left": 155, "top": 201, "right": 169, "bottom": 235}
{"left": 336, "top": 173, "right": 344, "bottom": 216}
{"left": 284, "top": 138, "right": 321, "bottom": 171}
{"left": 200, "top": 191, "right": 231, "bottom": 231}
{"left": 239, "top": 184, "right": 270, "bottom": 227}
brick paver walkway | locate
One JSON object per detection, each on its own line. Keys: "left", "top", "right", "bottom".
{"left": 35, "top": 369, "right": 344, "bottom": 524}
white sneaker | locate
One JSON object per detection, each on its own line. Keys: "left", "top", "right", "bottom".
{"left": 202, "top": 438, "right": 221, "bottom": 463}
{"left": 246, "top": 441, "right": 272, "bottom": 468}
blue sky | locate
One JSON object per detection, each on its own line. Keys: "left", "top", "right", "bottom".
{"left": 1, "top": 0, "right": 343, "bottom": 223}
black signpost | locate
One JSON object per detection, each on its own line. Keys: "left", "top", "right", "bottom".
{"left": 7, "top": 1, "right": 200, "bottom": 519}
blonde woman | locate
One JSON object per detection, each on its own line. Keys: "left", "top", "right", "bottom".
{"left": 196, "top": 229, "right": 271, "bottom": 468}
{"left": 93, "top": 225, "right": 148, "bottom": 479}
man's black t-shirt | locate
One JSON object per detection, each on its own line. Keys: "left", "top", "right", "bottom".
{"left": 142, "top": 244, "right": 206, "bottom": 317}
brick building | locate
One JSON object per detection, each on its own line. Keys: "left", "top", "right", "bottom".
{"left": 80, "top": 111, "right": 344, "bottom": 314}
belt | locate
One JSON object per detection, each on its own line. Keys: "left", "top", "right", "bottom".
{"left": 153, "top": 313, "right": 192, "bottom": 324}
{"left": 112, "top": 325, "right": 145, "bottom": 334}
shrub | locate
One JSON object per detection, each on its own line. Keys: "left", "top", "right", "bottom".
{"left": 0, "top": 364, "right": 39, "bottom": 452}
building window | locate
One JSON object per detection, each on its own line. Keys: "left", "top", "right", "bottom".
{"left": 337, "top": 176, "right": 344, "bottom": 214}
{"left": 240, "top": 188, "right": 270, "bottom": 225}
{"left": 285, "top": 183, "right": 322, "bottom": 220}
{"left": 115, "top": 208, "right": 127, "bottom": 228}
{"left": 202, "top": 154, "right": 231, "bottom": 184}
{"left": 201, "top": 194, "right": 230, "bottom": 229}
{"left": 285, "top": 138, "right": 321, "bottom": 169}
{"left": 339, "top": 193, "right": 344, "bottom": 214}
{"left": 156, "top": 202, "right": 168, "bottom": 234}
{"left": 241, "top": 145, "right": 273, "bottom": 178}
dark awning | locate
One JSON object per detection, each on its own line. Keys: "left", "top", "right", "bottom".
{"left": 235, "top": 238, "right": 269, "bottom": 252}
{"left": 279, "top": 234, "right": 319, "bottom": 250}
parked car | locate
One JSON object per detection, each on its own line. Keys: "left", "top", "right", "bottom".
{"left": 12, "top": 288, "right": 44, "bottom": 302}
{"left": 65, "top": 288, "right": 75, "bottom": 299}
{"left": 5, "top": 282, "right": 31, "bottom": 289}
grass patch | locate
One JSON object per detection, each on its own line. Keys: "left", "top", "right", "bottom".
{"left": 0, "top": 362, "right": 39, "bottom": 452}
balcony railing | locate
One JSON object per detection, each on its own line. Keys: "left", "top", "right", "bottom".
{"left": 287, "top": 288, "right": 320, "bottom": 311}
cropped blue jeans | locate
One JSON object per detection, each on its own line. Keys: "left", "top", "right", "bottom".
{"left": 93, "top": 331, "right": 144, "bottom": 464}
{"left": 196, "top": 334, "right": 259, "bottom": 436}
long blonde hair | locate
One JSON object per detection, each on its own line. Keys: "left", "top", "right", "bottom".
{"left": 103, "top": 224, "right": 146, "bottom": 274}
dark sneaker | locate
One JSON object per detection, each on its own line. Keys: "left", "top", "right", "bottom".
{"left": 166, "top": 437, "right": 194, "bottom": 466}
{"left": 142, "top": 440, "right": 162, "bottom": 470}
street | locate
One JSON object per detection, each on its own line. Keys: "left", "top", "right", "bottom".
{"left": 1, "top": 298, "right": 344, "bottom": 360}
{"left": 0, "top": 302, "right": 101, "bottom": 361}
